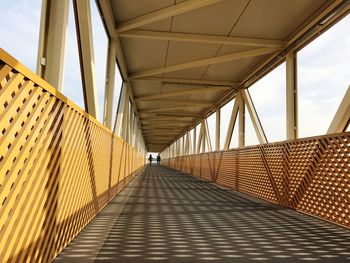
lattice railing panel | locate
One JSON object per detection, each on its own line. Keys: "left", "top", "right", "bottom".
{"left": 162, "top": 132, "right": 350, "bottom": 228}
{"left": 215, "top": 150, "right": 237, "bottom": 189}
{"left": 0, "top": 49, "right": 145, "bottom": 263}
{"left": 192, "top": 155, "right": 201, "bottom": 178}
{"left": 200, "top": 153, "right": 213, "bottom": 181}
{"left": 293, "top": 135, "right": 350, "bottom": 226}
{"left": 239, "top": 147, "right": 278, "bottom": 203}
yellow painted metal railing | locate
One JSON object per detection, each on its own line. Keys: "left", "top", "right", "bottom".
{"left": 162, "top": 132, "right": 350, "bottom": 229}
{"left": 0, "top": 49, "right": 145, "bottom": 263}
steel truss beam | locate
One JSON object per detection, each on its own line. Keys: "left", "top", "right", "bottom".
{"left": 116, "top": 0, "right": 222, "bottom": 33}
{"left": 120, "top": 29, "right": 287, "bottom": 48}
{"left": 130, "top": 47, "right": 281, "bottom": 79}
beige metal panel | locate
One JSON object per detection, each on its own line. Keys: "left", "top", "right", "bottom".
{"left": 131, "top": 81, "right": 162, "bottom": 97}
{"left": 130, "top": 47, "right": 280, "bottom": 79}
{"left": 286, "top": 52, "right": 298, "bottom": 140}
{"left": 103, "top": 39, "right": 117, "bottom": 129}
{"left": 203, "top": 54, "right": 264, "bottom": 82}
{"left": 111, "top": 0, "right": 173, "bottom": 23}
{"left": 165, "top": 40, "right": 220, "bottom": 65}
{"left": 73, "top": 0, "right": 99, "bottom": 118}
{"left": 171, "top": 0, "right": 249, "bottom": 35}
{"left": 116, "top": 0, "right": 222, "bottom": 33}
{"left": 36, "top": 0, "right": 69, "bottom": 91}
{"left": 121, "top": 38, "right": 169, "bottom": 73}
{"left": 327, "top": 86, "right": 350, "bottom": 134}
{"left": 229, "top": 0, "right": 328, "bottom": 39}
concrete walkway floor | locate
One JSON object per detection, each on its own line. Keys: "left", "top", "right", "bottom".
{"left": 55, "top": 165, "right": 350, "bottom": 263}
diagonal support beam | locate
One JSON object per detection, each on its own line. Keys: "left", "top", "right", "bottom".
{"left": 73, "top": 0, "right": 99, "bottom": 118}
{"left": 327, "top": 86, "right": 350, "bottom": 134}
{"left": 151, "top": 99, "right": 214, "bottom": 107}
{"left": 135, "top": 86, "right": 231, "bottom": 101}
{"left": 130, "top": 47, "right": 281, "bottom": 79}
{"left": 131, "top": 77, "right": 238, "bottom": 87}
{"left": 224, "top": 96, "right": 239, "bottom": 150}
{"left": 120, "top": 29, "right": 287, "bottom": 48}
{"left": 139, "top": 104, "right": 210, "bottom": 113}
{"left": 241, "top": 89, "right": 267, "bottom": 144}
{"left": 116, "top": 0, "right": 222, "bottom": 33}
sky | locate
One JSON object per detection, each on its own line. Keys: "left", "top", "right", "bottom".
{"left": 0, "top": 1, "right": 349, "bottom": 152}
{"left": 0, "top": 0, "right": 122, "bottom": 124}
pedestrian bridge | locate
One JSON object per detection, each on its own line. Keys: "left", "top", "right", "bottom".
{"left": 0, "top": 0, "right": 349, "bottom": 262}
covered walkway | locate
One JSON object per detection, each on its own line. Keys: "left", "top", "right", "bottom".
{"left": 56, "top": 166, "right": 350, "bottom": 263}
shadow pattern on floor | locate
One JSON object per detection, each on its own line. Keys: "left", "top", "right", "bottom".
{"left": 56, "top": 165, "right": 350, "bottom": 263}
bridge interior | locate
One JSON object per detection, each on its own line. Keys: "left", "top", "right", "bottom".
{"left": 0, "top": 0, "right": 349, "bottom": 263}
{"left": 56, "top": 166, "right": 350, "bottom": 263}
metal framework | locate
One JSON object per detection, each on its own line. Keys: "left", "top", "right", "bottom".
{"left": 1, "top": 0, "right": 350, "bottom": 262}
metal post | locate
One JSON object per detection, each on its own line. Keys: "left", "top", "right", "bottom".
{"left": 238, "top": 92, "right": 245, "bottom": 147}
{"left": 286, "top": 52, "right": 298, "bottom": 140}
{"left": 103, "top": 39, "right": 117, "bottom": 129}
{"left": 36, "top": 0, "right": 69, "bottom": 91}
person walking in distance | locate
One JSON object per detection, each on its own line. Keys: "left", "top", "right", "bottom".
{"left": 157, "top": 154, "right": 161, "bottom": 165}
{"left": 148, "top": 154, "right": 153, "bottom": 165}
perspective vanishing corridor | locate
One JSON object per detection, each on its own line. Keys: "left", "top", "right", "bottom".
{"left": 1, "top": 1, "right": 349, "bottom": 262}
{"left": 56, "top": 166, "right": 350, "bottom": 263}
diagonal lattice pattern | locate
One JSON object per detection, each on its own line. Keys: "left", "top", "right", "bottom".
{"left": 0, "top": 49, "right": 145, "bottom": 263}
{"left": 164, "top": 132, "right": 350, "bottom": 228}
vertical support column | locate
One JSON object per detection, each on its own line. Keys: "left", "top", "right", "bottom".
{"left": 103, "top": 39, "right": 117, "bottom": 129}
{"left": 123, "top": 98, "right": 130, "bottom": 143}
{"left": 201, "top": 121, "right": 206, "bottom": 153}
{"left": 73, "top": 0, "right": 99, "bottom": 118}
{"left": 182, "top": 136, "right": 185, "bottom": 155}
{"left": 216, "top": 109, "right": 220, "bottom": 151}
{"left": 115, "top": 82, "right": 128, "bottom": 136}
{"left": 193, "top": 126, "right": 197, "bottom": 154}
{"left": 238, "top": 92, "right": 245, "bottom": 147}
{"left": 286, "top": 52, "right": 298, "bottom": 140}
{"left": 205, "top": 119, "right": 212, "bottom": 152}
{"left": 36, "top": 0, "right": 69, "bottom": 91}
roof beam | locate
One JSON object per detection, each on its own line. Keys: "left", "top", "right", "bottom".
{"left": 132, "top": 77, "right": 238, "bottom": 87}
{"left": 116, "top": 0, "right": 222, "bottom": 33}
{"left": 130, "top": 47, "right": 281, "bottom": 79}
{"left": 156, "top": 113, "right": 201, "bottom": 117}
{"left": 141, "top": 116, "right": 195, "bottom": 121}
{"left": 142, "top": 118, "right": 193, "bottom": 123}
{"left": 143, "top": 128, "right": 183, "bottom": 132}
{"left": 135, "top": 86, "right": 230, "bottom": 101}
{"left": 141, "top": 99, "right": 214, "bottom": 107}
{"left": 139, "top": 104, "right": 209, "bottom": 113}
{"left": 120, "top": 29, "right": 287, "bottom": 48}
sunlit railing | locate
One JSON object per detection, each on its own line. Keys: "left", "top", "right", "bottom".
{"left": 0, "top": 48, "right": 145, "bottom": 263}
{"left": 162, "top": 132, "right": 350, "bottom": 229}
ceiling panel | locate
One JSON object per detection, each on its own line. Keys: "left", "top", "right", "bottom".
{"left": 229, "top": 0, "right": 329, "bottom": 39}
